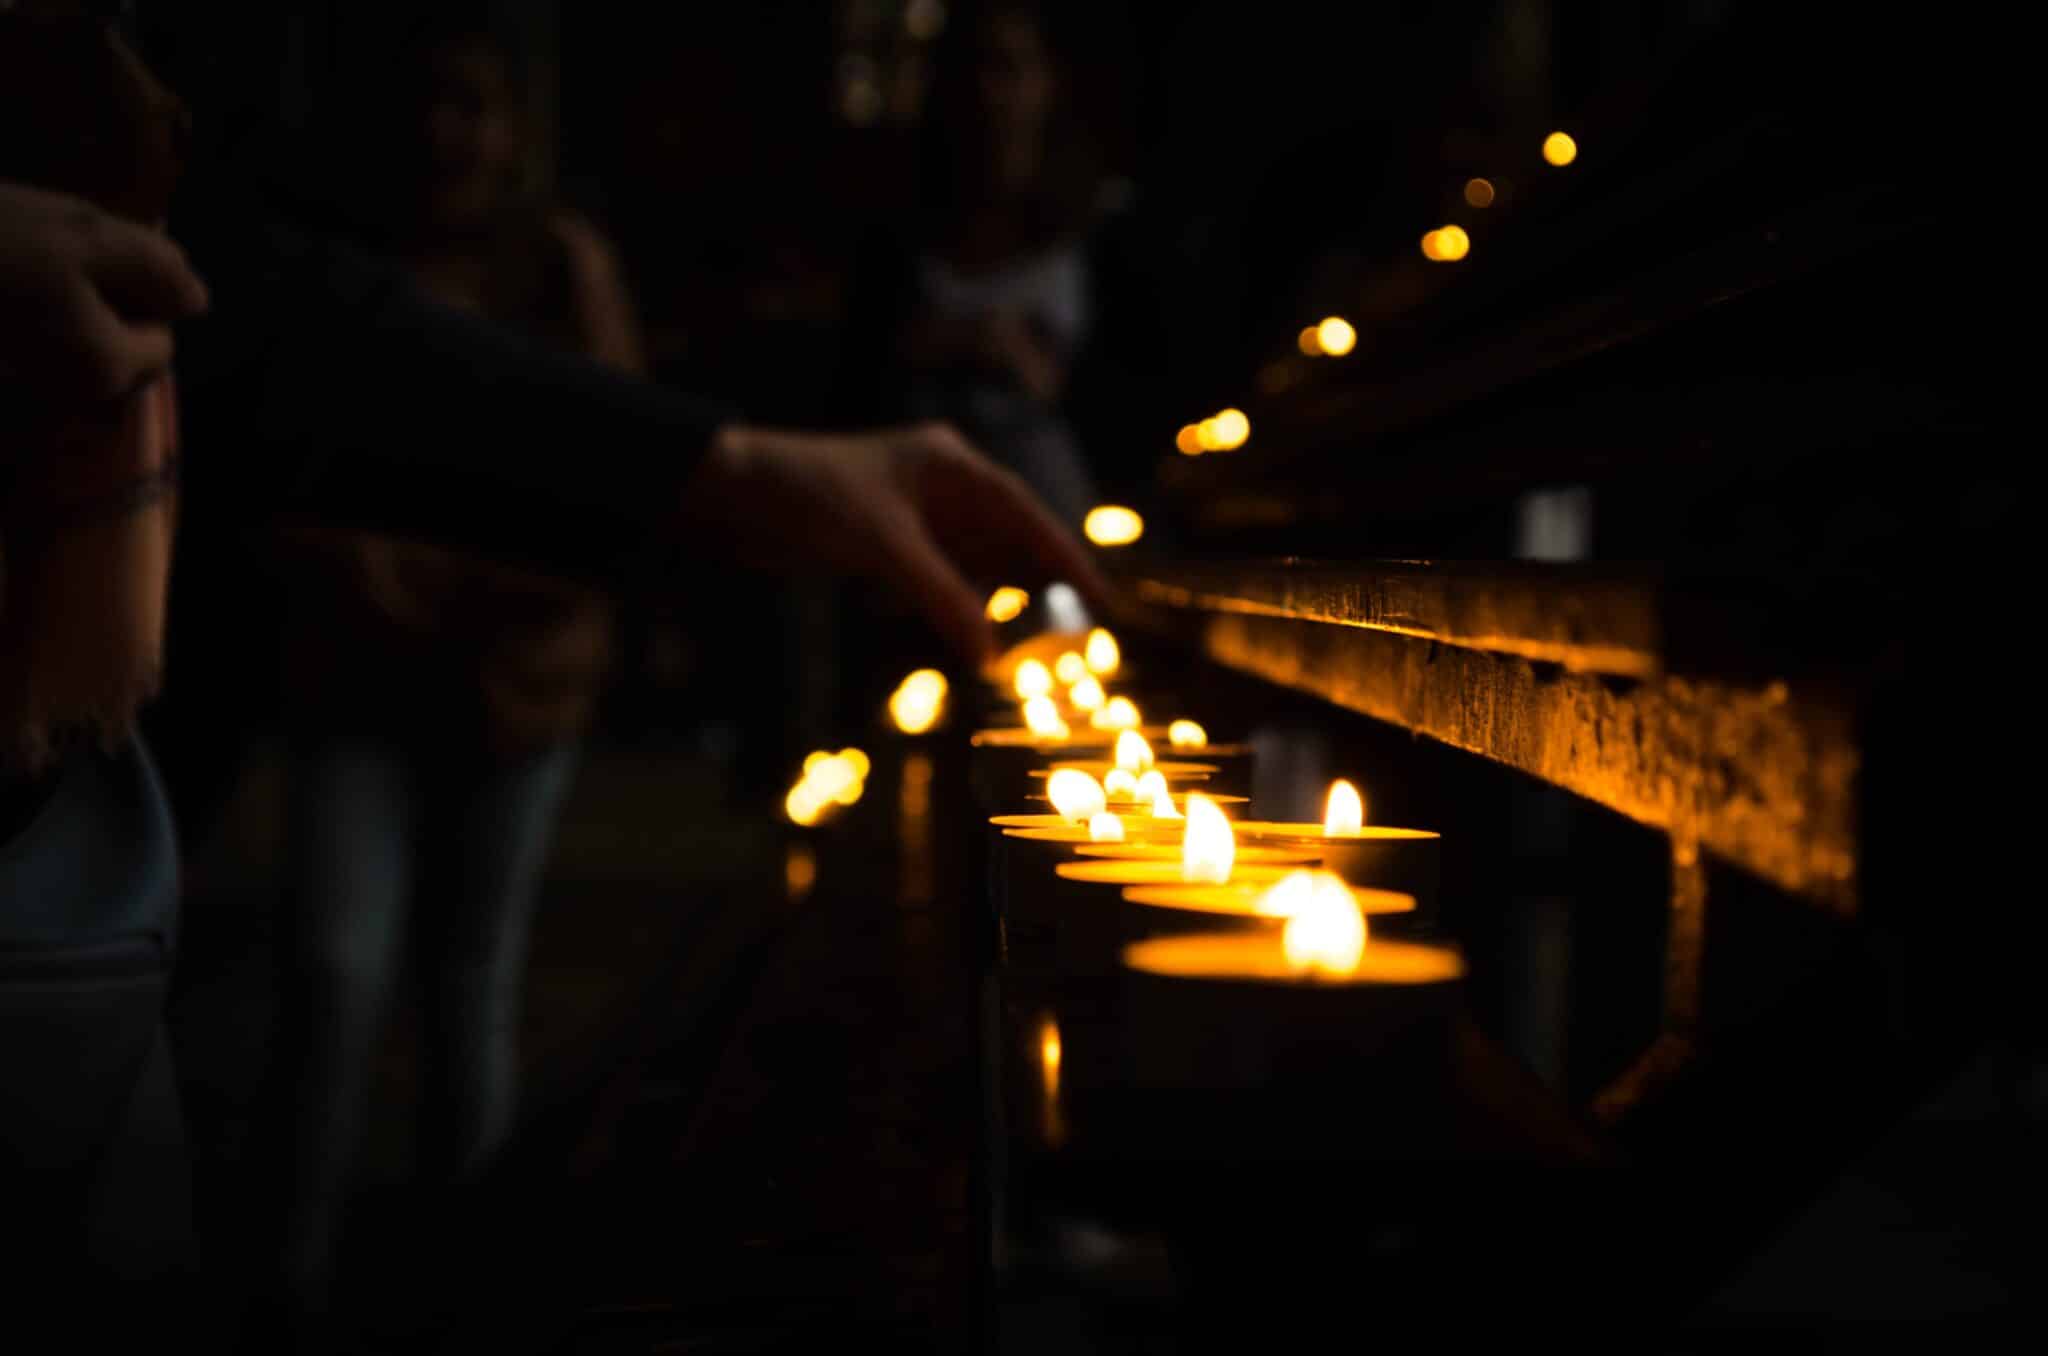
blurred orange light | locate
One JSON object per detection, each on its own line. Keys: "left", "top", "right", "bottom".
{"left": 1464, "top": 177, "right": 1496, "bottom": 208}
{"left": 1543, "top": 131, "right": 1577, "bottom": 167}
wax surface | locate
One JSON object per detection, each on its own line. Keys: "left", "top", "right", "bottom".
{"left": 1001, "top": 822, "right": 1182, "bottom": 844}
{"left": 1073, "top": 842, "right": 1318, "bottom": 866}
{"left": 1025, "top": 791, "right": 1249, "bottom": 810}
{"left": 1029, "top": 760, "right": 1222, "bottom": 780}
{"left": 1124, "top": 933, "right": 1465, "bottom": 984}
{"left": 1233, "top": 822, "right": 1440, "bottom": 842}
{"left": 1121, "top": 883, "right": 1418, "bottom": 917}
{"left": 1055, "top": 860, "right": 1299, "bottom": 887}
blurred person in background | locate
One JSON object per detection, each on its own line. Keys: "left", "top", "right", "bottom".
{"left": 248, "top": 8, "right": 647, "bottom": 1318}
{"left": 846, "top": 0, "right": 1160, "bottom": 527}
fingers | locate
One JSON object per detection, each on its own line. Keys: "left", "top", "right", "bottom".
{"left": 876, "top": 507, "right": 997, "bottom": 666}
{"left": 59, "top": 286, "right": 175, "bottom": 400}
{"left": 84, "top": 217, "right": 210, "bottom": 322}
{"left": 928, "top": 431, "right": 1116, "bottom": 613}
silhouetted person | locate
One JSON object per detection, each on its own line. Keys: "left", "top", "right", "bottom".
{"left": 252, "top": 14, "right": 649, "bottom": 1320}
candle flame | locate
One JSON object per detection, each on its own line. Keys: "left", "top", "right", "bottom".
{"left": 1253, "top": 868, "right": 1350, "bottom": 918}
{"left": 1087, "top": 811, "right": 1126, "bottom": 843}
{"left": 1054, "top": 650, "right": 1087, "bottom": 685}
{"left": 1013, "top": 658, "right": 1053, "bottom": 700}
{"left": 1068, "top": 675, "right": 1105, "bottom": 712}
{"left": 1084, "top": 628, "right": 1120, "bottom": 676}
{"left": 1282, "top": 874, "right": 1369, "bottom": 977}
{"left": 888, "top": 668, "right": 947, "bottom": 734}
{"left": 1133, "top": 769, "right": 1168, "bottom": 805}
{"left": 786, "top": 748, "right": 870, "bottom": 825}
{"left": 786, "top": 783, "right": 825, "bottom": 826}
{"left": 1181, "top": 793, "right": 1235, "bottom": 883}
{"left": 1090, "top": 696, "right": 1140, "bottom": 731}
{"left": 1084, "top": 505, "right": 1145, "bottom": 547}
{"left": 1208, "top": 408, "right": 1250, "bottom": 451}
{"left": 1324, "top": 779, "right": 1365, "bottom": 835}
{"left": 1022, "top": 695, "right": 1069, "bottom": 740}
{"left": 985, "top": 586, "right": 1029, "bottom": 623}
{"left": 1114, "top": 730, "right": 1155, "bottom": 774}
{"left": 1047, "top": 768, "right": 1108, "bottom": 824}
{"left": 1038, "top": 1014, "right": 1062, "bottom": 1090}
{"left": 1167, "top": 719, "right": 1207, "bottom": 750}
{"left": 1103, "top": 768, "right": 1140, "bottom": 800}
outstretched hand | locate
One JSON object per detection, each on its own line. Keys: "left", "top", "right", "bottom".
{"left": 0, "top": 180, "right": 209, "bottom": 408}
{"left": 685, "top": 421, "right": 1113, "bottom": 664}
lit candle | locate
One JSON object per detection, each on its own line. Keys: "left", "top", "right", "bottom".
{"left": 1117, "top": 875, "right": 1467, "bottom": 1099}
{"left": 1053, "top": 794, "right": 1305, "bottom": 888}
{"left": 1232, "top": 778, "right": 1441, "bottom": 915}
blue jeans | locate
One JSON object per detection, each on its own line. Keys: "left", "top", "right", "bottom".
{"left": 264, "top": 736, "right": 577, "bottom": 1299}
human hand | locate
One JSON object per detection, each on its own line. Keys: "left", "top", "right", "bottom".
{"left": 0, "top": 180, "right": 209, "bottom": 408}
{"left": 685, "top": 421, "right": 1112, "bottom": 663}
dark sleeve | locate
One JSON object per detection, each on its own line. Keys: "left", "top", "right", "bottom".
{"left": 170, "top": 177, "right": 733, "bottom": 589}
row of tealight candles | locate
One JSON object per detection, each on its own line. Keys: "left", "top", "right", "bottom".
{"left": 957, "top": 592, "right": 1468, "bottom": 1150}
{"left": 968, "top": 590, "right": 1457, "bottom": 989}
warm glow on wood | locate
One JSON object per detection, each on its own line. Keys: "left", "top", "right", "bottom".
{"left": 1013, "top": 657, "right": 1053, "bottom": 700}
{"left": 1084, "top": 628, "right": 1120, "bottom": 676}
{"left": 1324, "top": 779, "right": 1364, "bottom": 835}
{"left": 1114, "top": 730, "right": 1155, "bottom": 774}
{"left": 785, "top": 842, "right": 817, "bottom": 900}
{"left": 985, "top": 586, "right": 1029, "bottom": 623}
{"left": 1167, "top": 719, "right": 1208, "bottom": 750}
{"left": 1182, "top": 793, "right": 1235, "bottom": 883}
{"left": 1046, "top": 768, "right": 1108, "bottom": 824}
{"left": 1543, "top": 130, "right": 1577, "bottom": 166}
{"left": 1084, "top": 505, "right": 1145, "bottom": 546}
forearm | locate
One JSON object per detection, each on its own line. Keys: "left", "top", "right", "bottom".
{"left": 172, "top": 183, "right": 727, "bottom": 586}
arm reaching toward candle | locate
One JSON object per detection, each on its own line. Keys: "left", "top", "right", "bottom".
{"left": 684, "top": 421, "right": 1111, "bottom": 664}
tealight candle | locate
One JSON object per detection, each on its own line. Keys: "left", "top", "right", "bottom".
{"left": 1117, "top": 877, "right": 1467, "bottom": 1114}
{"left": 1233, "top": 779, "right": 1442, "bottom": 915}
